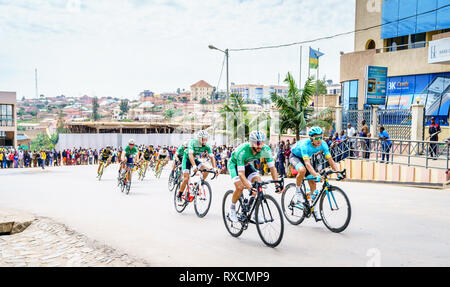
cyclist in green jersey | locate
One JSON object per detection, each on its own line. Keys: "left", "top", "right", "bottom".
{"left": 171, "top": 140, "right": 189, "bottom": 178}
{"left": 176, "top": 131, "right": 219, "bottom": 202}
{"left": 119, "top": 139, "right": 138, "bottom": 180}
{"left": 228, "top": 131, "right": 283, "bottom": 223}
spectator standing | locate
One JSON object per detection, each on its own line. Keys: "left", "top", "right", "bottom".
{"left": 428, "top": 117, "right": 441, "bottom": 159}
{"left": 346, "top": 123, "right": 356, "bottom": 157}
{"left": 379, "top": 126, "right": 392, "bottom": 163}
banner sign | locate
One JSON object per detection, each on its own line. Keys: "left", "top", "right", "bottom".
{"left": 429, "top": 37, "right": 450, "bottom": 64}
{"left": 365, "top": 66, "right": 388, "bottom": 105}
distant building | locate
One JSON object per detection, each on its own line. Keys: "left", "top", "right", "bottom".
{"left": 139, "top": 90, "right": 154, "bottom": 102}
{"left": 190, "top": 80, "right": 214, "bottom": 101}
{"left": 231, "top": 84, "right": 288, "bottom": 103}
{"left": 326, "top": 83, "right": 341, "bottom": 96}
{"left": 341, "top": 0, "right": 450, "bottom": 124}
{"left": 0, "top": 91, "right": 17, "bottom": 147}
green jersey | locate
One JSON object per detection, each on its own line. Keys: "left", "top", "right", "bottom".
{"left": 230, "top": 143, "right": 274, "bottom": 168}
{"left": 176, "top": 146, "right": 185, "bottom": 157}
{"left": 184, "top": 139, "right": 212, "bottom": 157}
{"left": 124, "top": 145, "right": 138, "bottom": 158}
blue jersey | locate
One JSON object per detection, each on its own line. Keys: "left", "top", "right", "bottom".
{"left": 291, "top": 139, "right": 331, "bottom": 160}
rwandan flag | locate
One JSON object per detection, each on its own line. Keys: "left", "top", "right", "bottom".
{"left": 309, "top": 48, "right": 324, "bottom": 69}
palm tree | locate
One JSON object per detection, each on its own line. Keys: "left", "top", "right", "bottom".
{"left": 219, "top": 93, "right": 271, "bottom": 144}
{"left": 270, "top": 72, "right": 315, "bottom": 140}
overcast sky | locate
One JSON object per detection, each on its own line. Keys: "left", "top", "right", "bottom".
{"left": 0, "top": 0, "right": 355, "bottom": 100}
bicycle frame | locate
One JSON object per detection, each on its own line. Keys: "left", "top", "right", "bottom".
{"left": 239, "top": 179, "right": 283, "bottom": 225}
{"left": 299, "top": 171, "right": 345, "bottom": 219}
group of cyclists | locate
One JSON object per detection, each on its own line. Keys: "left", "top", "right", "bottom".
{"left": 94, "top": 126, "right": 346, "bottom": 246}
{"left": 96, "top": 142, "right": 170, "bottom": 181}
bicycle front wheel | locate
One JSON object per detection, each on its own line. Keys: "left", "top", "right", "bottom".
{"left": 281, "top": 183, "right": 306, "bottom": 225}
{"left": 319, "top": 186, "right": 351, "bottom": 233}
{"left": 173, "top": 183, "right": 188, "bottom": 213}
{"left": 255, "top": 195, "right": 284, "bottom": 248}
{"left": 222, "top": 190, "right": 244, "bottom": 238}
{"left": 194, "top": 181, "right": 212, "bottom": 218}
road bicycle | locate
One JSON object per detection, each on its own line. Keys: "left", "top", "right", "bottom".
{"left": 222, "top": 178, "right": 285, "bottom": 248}
{"left": 97, "top": 161, "right": 106, "bottom": 181}
{"left": 118, "top": 163, "right": 133, "bottom": 195}
{"left": 138, "top": 160, "right": 150, "bottom": 181}
{"left": 174, "top": 169, "right": 217, "bottom": 218}
{"left": 281, "top": 169, "right": 351, "bottom": 233}
{"left": 168, "top": 163, "right": 182, "bottom": 192}
{"left": 154, "top": 159, "right": 165, "bottom": 179}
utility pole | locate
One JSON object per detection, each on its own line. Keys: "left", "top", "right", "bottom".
{"left": 299, "top": 45, "right": 302, "bottom": 89}
{"left": 226, "top": 49, "right": 229, "bottom": 106}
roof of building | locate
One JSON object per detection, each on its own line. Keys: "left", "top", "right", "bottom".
{"left": 191, "top": 80, "right": 213, "bottom": 88}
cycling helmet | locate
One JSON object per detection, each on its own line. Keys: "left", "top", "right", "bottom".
{"left": 197, "top": 130, "right": 209, "bottom": 139}
{"left": 129, "top": 139, "right": 136, "bottom": 145}
{"left": 308, "top": 127, "right": 323, "bottom": 137}
{"left": 249, "top": 131, "right": 266, "bottom": 143}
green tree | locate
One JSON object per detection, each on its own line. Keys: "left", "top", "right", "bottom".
{"left": 119, "top": 100, "right": 129, "bottom": 116}
{"left": 270, "top": 72, "right": 315, "bottom": 140}
{"left": 92, "top": 97, "right": 100, "bottom": 121}
{"left": 200, "top": 98, "right": 208, "bottom": 105}
{"left": 163, "top": 108, "right": 176, "bottom": 119}
{"left": 31, "top": 133, "right": 58, "bottom": 151}
{"left": 219, "top": 94, "right": 270, "bottom": 143}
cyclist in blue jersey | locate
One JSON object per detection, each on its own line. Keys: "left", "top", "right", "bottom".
{"left": 289, "top": 127, "right": 341, "bottom": 216}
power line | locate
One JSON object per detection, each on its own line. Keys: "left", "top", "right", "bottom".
{"left": 229, "top": 4, "right": 450, "bottom": 52}
{"left": 216, "top": 54, "right": 226, "bottom": 92}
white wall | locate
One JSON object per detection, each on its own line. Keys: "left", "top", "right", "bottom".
{"left": 56, "top": 133, "right": 227, "bottom": 150}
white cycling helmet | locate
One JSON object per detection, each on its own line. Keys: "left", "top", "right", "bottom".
{"left": 249, "top": 130, "right": 266, "bottom": 143}
{"left": 128, "top": 139, "right": 136, "bottom": 145}
{"left": 197, "top": 130, "right": 209, "bottom": 139}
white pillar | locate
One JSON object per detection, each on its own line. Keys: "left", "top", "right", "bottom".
{"left": 370, "top": 105, "right": 379, "bottom": 137}
{"left": 335, "top": 105, "right": 343, "bottom": 134}
{"left": 411, "top": 104, "right": 424, "bottom": 141}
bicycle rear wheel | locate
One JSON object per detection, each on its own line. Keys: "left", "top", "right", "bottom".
{"left": 281, "top": 183, "right": 306, "bottom": 225}
{"left": 255, "top": 195, "right": 284, "bottom": 248}
{"left": 173, "top": 183, "right": 188, "bottom": 213}
{"left": 319, "top": 186, "right": 351, "bottom": 233}
{"left": 98, "top": 164, "right": 104, "bottom": 181}
{"left": 222, "top": 190, "right": 244, "bottom": 238}
{"left": 194, "top": 181, "right": 212, "bottom": 218}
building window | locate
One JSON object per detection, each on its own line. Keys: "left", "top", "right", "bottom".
{"left": 342, "top": 80, "right": 359, "bottom": 111}
{"left": 366, "top": 40, "right": 376, "bottom": 50}
{"left": 0, "top": 104, "right": 14, "bottom": 127}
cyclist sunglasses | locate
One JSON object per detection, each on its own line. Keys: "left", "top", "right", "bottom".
{"left": 312, "top": 136, "right": 323, "bottom": 141}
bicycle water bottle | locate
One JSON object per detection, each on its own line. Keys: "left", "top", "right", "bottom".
{"left": 311, "top": 189, "right": 320, "bottom": 201}
{"left": 305, "top": 187, "right": 311, "bottom": 201}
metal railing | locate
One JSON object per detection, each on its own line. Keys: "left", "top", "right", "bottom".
{"left": 314, "top": 137, "right": 449, "bottom": 171}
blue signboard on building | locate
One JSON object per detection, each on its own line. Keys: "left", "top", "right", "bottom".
{"left": 365, "top": 66, "right": 388, "bottom": 105}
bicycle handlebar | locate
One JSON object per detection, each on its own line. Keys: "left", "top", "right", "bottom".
{"left": 191, "top": 169, "right": 218, "bottom": 180}
{"left": 320, "top": 169, "right": 346, "bottom": 180}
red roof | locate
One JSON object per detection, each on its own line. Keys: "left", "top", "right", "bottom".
{"left": 191, "top": 80, "right": 213, "bottom": 88}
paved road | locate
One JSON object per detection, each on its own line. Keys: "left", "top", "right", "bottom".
{"left": 1, "top": 164, "right": 450, "bottom": 266}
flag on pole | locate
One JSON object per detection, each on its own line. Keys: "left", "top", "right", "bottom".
{"left": 309, "top": 48, "right": 324, "bottom": 69}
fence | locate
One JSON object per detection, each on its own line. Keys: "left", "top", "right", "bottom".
{"left": 342, "top": 109, "right": 372, "bottom": 132}
{"left": 314, "top": 137, "right": 449, "bottom": 171}
{"left": 376, "top": 109, "right": 413, "bottom": 140}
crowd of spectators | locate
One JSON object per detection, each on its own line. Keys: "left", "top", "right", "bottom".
{"left": 0, "top": 123, "right": 396, "bottom": 175}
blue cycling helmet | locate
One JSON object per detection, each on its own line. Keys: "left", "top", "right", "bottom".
{"left": 308, "top": 127, "right": 323, "bottom": 137}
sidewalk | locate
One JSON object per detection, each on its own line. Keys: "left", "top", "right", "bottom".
{"left": 0, "top": 208, "right": 149, "bottom": 267}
